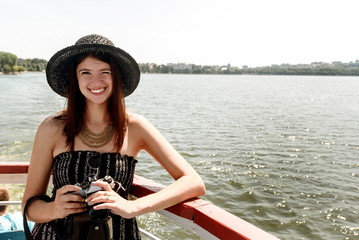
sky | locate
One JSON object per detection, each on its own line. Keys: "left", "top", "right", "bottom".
{"left": 1, "top": 0, "right": 358, "bottom": 67}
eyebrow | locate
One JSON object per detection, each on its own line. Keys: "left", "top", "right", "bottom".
{"left": 78, "top": 68, "right": 112, "bottom": 72}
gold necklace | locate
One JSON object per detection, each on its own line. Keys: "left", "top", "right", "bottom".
{"left": 79, "top": 123, "right": 114, "bottom": 148}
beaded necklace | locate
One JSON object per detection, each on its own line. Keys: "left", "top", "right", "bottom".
{"left": 79, "top": 123, "right": 114, "bottom": 148}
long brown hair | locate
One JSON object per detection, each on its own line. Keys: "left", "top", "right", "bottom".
{"left": 58, "top": 52, "right": 128, "bottom": 152}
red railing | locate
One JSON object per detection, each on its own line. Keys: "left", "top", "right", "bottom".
{"left": 0, "top": 162, "right": 279, "bottom": 240}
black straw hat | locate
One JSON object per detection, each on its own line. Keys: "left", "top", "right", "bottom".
{"left": 46, "top": 34, "right": 140, "bottom": 97}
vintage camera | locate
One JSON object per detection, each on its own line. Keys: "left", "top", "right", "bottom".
{"left": 70, "top": 175, "right": 114, "bottom": 220}
{"left": 68, "top": 154, "right": 114, "bottom": 220}
{"left": 72, "top": 175, "right": 114, "bottom": 198}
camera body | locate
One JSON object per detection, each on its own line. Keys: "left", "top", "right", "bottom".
{"left": 69, "top": 175, "right": 114, "bottom": 220}
{"left": 70, "top": 175, "right": 115, "bottom": 197}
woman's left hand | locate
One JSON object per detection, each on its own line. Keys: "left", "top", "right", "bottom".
{"left": 85, "top": 180, "right": 139, "bottom": 219}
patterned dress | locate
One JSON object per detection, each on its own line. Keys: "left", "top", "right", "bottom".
{"left": 31, "top": 151, "right": 141, "bottom": 240}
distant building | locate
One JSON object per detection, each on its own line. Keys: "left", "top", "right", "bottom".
{"left": 310, "top": 62, "right": 329, "bottom": 68}
{"left": 221, "top": 64, "right": 231, "bottom": 72}
{"left": 167, "top": 63, "right": 192, "bottom": 70}
{"left": 146, "top": 63, "right": 154, "bottom": 70}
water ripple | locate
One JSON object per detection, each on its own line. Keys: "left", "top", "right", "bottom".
{"left": 1, "top": 74, "right": 359, "bottom": 240}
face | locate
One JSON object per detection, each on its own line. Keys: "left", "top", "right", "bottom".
{"left": 76, "top": 56, "right": 113, "bottom": 105}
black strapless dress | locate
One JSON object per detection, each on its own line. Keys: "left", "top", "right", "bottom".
{"left": 31, "top": 151, "right": 141, "bottom": 240}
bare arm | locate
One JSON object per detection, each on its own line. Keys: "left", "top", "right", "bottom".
{"left": 88, "top": 114, "right": 206, "bottom": 218}
{"left": 21, "top": 118, "right": 85, "bottom": 222}
{"left": 135, "top": 114, "right": 206, "bottom": 212}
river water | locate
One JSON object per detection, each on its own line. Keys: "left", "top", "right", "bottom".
{"left": 0, "top": 73, "right": 358, "bottom": 239}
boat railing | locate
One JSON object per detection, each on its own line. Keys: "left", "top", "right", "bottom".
{"left": 0, "top": 162, "right": 279, "bottom": 240}
{"left": 0, "top": 201, "right": 160, "bottom": 240}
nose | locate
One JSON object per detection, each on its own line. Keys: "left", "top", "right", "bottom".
{"left": 92, "top": 74, "right": 105, "bottom": 84}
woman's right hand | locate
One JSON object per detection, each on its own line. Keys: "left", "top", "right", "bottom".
{"left": 51, "top": 185, "right": 87, "bottom": 219}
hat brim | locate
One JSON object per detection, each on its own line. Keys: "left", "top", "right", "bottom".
{"left": 46, "top": 44, "right": 140, "bottom": 97}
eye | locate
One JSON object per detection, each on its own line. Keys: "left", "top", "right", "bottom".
{"left": 102, "top": 71, "right": 111, "bottom": 74}
{"left": 80, "top": 71, "right": 90, "bottom": 75}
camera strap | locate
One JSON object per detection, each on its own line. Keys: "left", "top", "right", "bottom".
{"left": 23, "top": 194, "right": 52, "bottom": 240}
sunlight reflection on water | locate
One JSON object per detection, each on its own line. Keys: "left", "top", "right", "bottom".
{"left": 1, "top": 73, "right": 359, "bottom": 239}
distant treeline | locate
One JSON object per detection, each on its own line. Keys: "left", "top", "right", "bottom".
{"left": 0, "top": 51, "right": 47, "bottom": 74}
{"left": 2, "top": 50, "right": 359, "bottom": 76}
{"left": 140, "top": 60, "right": 359, "bottom": 76}
{"left": 239, "top": 61, "right": 359, "bottom": 76}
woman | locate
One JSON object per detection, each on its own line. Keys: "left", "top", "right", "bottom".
{"left": 22, "top": 34, "right": 205, "bottom": 239}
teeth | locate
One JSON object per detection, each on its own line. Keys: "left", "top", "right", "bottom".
{"left": 91, "top": 88, "right": 105, "bottom": 94}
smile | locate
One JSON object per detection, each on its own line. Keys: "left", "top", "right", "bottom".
{"left": 90, "top": 88, "right": 105, "bottom": 94}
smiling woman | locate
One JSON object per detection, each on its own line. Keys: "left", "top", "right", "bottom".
{"left": 21, "top": 34, "right": 205, "bottom": 240}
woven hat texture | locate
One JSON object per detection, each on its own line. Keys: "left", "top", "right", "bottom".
{"left": 46, "top": 34, "right": 140, "bottom": 97}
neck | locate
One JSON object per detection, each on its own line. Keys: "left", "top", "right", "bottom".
{"left": 85, "top": 102, "right": 110, "bottom": 125}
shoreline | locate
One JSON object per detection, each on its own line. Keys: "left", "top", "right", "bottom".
{"left": 2, "top": 71, "right": 359, "bottom": 77}
{"left": 0, "top": 71, "right": 44, "bottom": 75}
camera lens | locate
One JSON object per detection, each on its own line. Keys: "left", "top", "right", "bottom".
{"left": 89, "top": 207, "right": 110, "bottom": 220}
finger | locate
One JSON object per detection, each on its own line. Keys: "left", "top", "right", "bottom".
{"left": 85, "top": 189, "right": 107, "bottom": 202}
{"left": 65, "top": 205, "right": 87, "bottom": 216}
{"left": 66, "top": 194, "right": 85, "bottom": 203}
{"left": 71, "top": 207, "right": 88, "bottom": 214}
{"left": 66, "top": 201, "right": 87, "bottom": 210}
{"left": 58, "top": 185, "right": 82, "bottom": 195}
{"left": 92, "top": 202, "right": 113, "bottom": 211}
{"left": 87, "top": 194, "right": 113, "bottom": 206}
{"left": 92, "top": 181, "right": 112, "bottom": 191}
{"left": 56, "top": 201, "right": 86, "bottom": 219}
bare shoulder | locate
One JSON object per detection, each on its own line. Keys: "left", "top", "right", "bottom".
{"left": 36, "top": 115, "right": 65, "bottom": 138}
{"left": 127, "top": 111, "right": 152, "bottom": 130}
{"left": 126, "top": 111, "right": 159, "bottom": 140}
{"left": 126, "top": 111, "right": 165, "bottom": 148}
